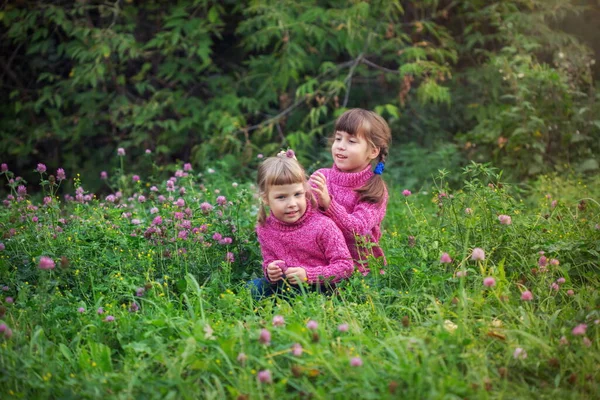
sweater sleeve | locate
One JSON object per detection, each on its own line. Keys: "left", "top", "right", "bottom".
{"left": 324, "top": 188, "right": 388, "bottom": 236}
{"left": 256, "top": 227, "right": 277, "bottom": 280}
{"left": 302, "top": 220, "right": 354, "bottom": 284}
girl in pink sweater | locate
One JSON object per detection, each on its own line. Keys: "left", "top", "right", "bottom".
{"left": 310, "top": 109, "right": 392, "bottom": 274}
{"left": 251, "top": 151, "right": 353, "bottom": 298}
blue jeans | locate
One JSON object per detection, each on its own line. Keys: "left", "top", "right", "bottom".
{"left": 247, "top": 278, "right": 335, "bottom": 300}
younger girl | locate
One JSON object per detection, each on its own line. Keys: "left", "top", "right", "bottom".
{"left": 310, "top": 108, "right": 392, "bottom": 274}
{"left": 251, "top": 151, "right": 353, "bottom": 298}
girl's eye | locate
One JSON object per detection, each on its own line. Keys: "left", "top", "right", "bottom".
{"left": 295, "top": 193, "right": 303, "bottom": 197}
{"left": 349, "top": 140, "right": 356, "bottom": 144}
{"left": 335, "top": 137, "right": 341, "bottom": 141}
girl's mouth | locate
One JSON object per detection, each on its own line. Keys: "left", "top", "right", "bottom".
{"left": 335, "top": 154, "right": 347, "bottom": 159}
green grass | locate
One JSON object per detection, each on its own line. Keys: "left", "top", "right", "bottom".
{"left": 0, "top": 161, "right": 598, "bottom": 399}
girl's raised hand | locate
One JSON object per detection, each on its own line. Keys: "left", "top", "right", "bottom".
{"left": 267, "top": 260, "right": 285, "bottom": 282}
{"left": 309, "top": 172, "right": 331, "bottom": 210}
{"left": 285, "top": 267, "right": 307, "bottom": 285}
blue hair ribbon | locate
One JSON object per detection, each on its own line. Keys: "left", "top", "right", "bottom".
{"left": 374, "top": 162, "right": 385, "bottom": 175}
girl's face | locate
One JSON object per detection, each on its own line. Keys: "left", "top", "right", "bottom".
{"left": 331, "top": 131, "right": 380, "bottom": 173}
{"left": 264, "top": 183, "right": 307, "bottom": 224}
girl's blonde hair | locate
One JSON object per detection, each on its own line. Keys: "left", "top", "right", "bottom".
{"left": 333, "top": 108, "right": 392, "bottom": 204}
{"left": 256, "top": 153, "right": 315, "bottom": 225}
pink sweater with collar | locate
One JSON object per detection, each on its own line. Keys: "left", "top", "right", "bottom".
{"left": 256, "top": 202, "right": 353, "bottom": 284}
{"left": 312, "top": 164, "right": 388, "bottom": 273}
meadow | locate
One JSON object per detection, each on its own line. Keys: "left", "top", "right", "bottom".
{"left": 0, "top": 154, "right": 599, "bottom": 399}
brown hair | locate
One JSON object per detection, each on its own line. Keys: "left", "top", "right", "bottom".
{"left": 333, "top": 108, "right": 392, "bottom": 204}
{"left": 256, "top": 154, "right": 315, "bottom": 225}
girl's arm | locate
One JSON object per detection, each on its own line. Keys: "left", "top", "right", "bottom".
{"left": 257, "top": 229, "right": 283, "bottom": 281}
{"left": 324, "top": 190, "right": 388, "bottom": 236}
{"left": 301, "top": 220, "right": 354, "bottom": 283}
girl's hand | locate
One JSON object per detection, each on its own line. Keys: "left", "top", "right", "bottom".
{"left": 267, "top": 260, "right": 285, "bottom": 282}
{"left": 285, "top": 267, "right": 308, "bottom": 285}
{"left": 310, "top": 172, "right": 331, "bottom": 210}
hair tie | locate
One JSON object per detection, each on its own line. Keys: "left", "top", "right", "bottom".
{"left": 277, "top": 149, "right": 296, "bottom": 159}
{"left": 374, "top": 162, "right": 385, "bottom": 175}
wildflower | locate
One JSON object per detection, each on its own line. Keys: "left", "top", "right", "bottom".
{"left": 219, "top": 237, "right": 233, "bottom": 245}
{"left": 513, "top": 347, "right": 527, "bottom": 360}
{"left": 152, "top": 216, "right": 163, "bottom": 226}
{"left": 132, "top": 175, "right": 140, "bottom": 182}
{"left": 567, "top": 289, "right": 575, "bottom": 296}
{"left": 483, "top": 277, "right": 496, "bottom": 287}
{"left": 183, "top": 163, "right": 192, "bottom": 171}
{"left": 549, "top": 259, "right": 559, "bottom": 266}
{"left": 226, "top": 252, "right": 235, "bottom": 263}
{"left": 39, "top": 256, "right": 55, "bottom": 270}
{"left": 150, "top": 207, "right": 159, "bottom": 214}
{"left": 178, "top": 231, "right": 188, "bottom": 240}
{"left": 440, "top": 252, "right": 452, "bottom": 263}
{"left": 0, "top": 243, "right": 4, "bottom": 251}
{"left": 444, "top": 320, "right": 458, "bottom": 332}
{"left": 36, "top": 163, "right": 47, "bottom": 173}
{"left": 17, "top": 185, "right": 27, "bottom": 196}
{"left": 456, "top": 270, "right": 467, "bottom": 278}
{"left": 285, "top": 149, "right": 296, "bottom": 158}
{"left": 232, "top": 182, "right": 238, "bottom": 188}
{"left": 150, "top": 186, "right": 158, "bottom": 192}
{"left": 259, "top": 328, "right": 271, "bottom": 345}
{"left": 137, "top": 195, "right": 146, "bottom": 203}
{"left": 559, "top": 336, "right": 569, "bottom": 346}
{"left": 56, "top": 168, "right": 66, "bottom": 181}
{"left": 117, "top": 148, "right": 126, "bottom": 156}
{"left": 216, "top": 196, "right": 227, "bottom": 206}
{"left": 1, "top": 163, "right": 7, "bottom": 172}
{"left": 498, "top": 215, "right": 512, "bottom": 225}
{"left": 350, "top": 357, "right": 363, "bottom": 367}
{"left": 97, "top": 307, "right": 104, "bottom": 315}
{"left": 77, "top": 307, "right": 85, "bottom": 313}
{"left": 100, "top": 171, "right": 108, "bottom": 180}
{"left": 306, "top": 320, "right": 318, "bottom": 330}
{"left": 5, "top": 297, "right": 14, "bottom": 304}
{"left": 257, "top": 154, "right": 264, "bottom": 159}
{"left": 272, "top": 315, "right": 285, "bottom": 327}
{"left": 402, "top": 189, "right": 411, "bottom": 197}
{"left": 145, "top": 149, "right": 151, "bottom": 154}
{"left": 129, "top": 302, "right": 139, "bottom": 312}
{"left": 572, "top": 324, "right": 587, "bottom": 336}
{"left": 4, "top": 327, "right": 12, "bottom": 339}
{"left": 551, "top": 200, "right": 558, "bottom": 209}
{"left": 538, "top": 256, "right": 548, "bottom": 267}
{"left": 338, "top": 323, "right": 349, "bottom": 332}
{"left": 104, "top": 315, "right": 115, "bottom": 322}
{"left": 521, "top": 290, "right": 533, "bottom": 301}
{"left": 291, "top": 343, "right": 303, "bottom": 356}
{"left": 200, "top": 202, "right": 213, "bottom": 213}
{"left": 207, "top": 168, "right": 215, "bottom": 174}
{"left": 556, "top": 277, "right": 566, "bottom": 284}
{"left": 237, "top": 352, "right": 247, "bottom": 365}
{"left": 408, "top": 236, "right": 416, "bottom": 247}
{"left": 471, "top": 248, "right": 485, "bottom": 261}
{"left": 174, "top": 198, "right": 185, "bottom": 207}
{"left": 212, "top": 232, "right": 222, "bottom": 241}
{"left": 0, "top": 323, "right": 6, "bottom": 333}
{"left": 1, "top": 286, "right": 7, "bottom": 291}
{"left": 135, "top": 287, "right": 145, "bottom": 297}
{"left": 257, "top": 370, "right": 272, "bottom": 384}
{"left": 550, "top": 283, "right": 559, "bottom": 291}
{"left": 464, "top": 208, "right": 473, "bottom": 214}
{"left": 582, "top": 337, "right": 592, "bottom": 347}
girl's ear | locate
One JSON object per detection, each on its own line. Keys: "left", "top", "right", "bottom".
{"left": 369, "top": 146, "right": 381, "bottom": 160}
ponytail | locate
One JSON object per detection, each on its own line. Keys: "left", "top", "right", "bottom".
{"left": 355, "top": 148, "right": 388, "bottom": 204}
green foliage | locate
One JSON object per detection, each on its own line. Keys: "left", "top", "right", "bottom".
{"left": 0, "top": 0, "right": 599, "bottom": 189}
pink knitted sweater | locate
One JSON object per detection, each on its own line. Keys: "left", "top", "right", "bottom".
{"left": 312, "top": 164, "right": 388, "bottom": 273}
{"left": 256, "top": 202, "right": 353, "bottom": 284}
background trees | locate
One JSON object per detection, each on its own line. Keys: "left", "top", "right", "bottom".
{"left": 1, "top": 0, "right": 598, "bottom": 190}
